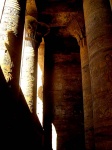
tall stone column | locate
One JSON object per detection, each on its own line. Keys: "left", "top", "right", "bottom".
{"left": 0, "top": 0, "right": 26, "bottom": 95}
{"left": 83, "top": 0, "right": 112, "bottom": 149}
{"left": 37, "top": 37, "right": 45, "bottom": 125}
{"left": 20, "top": 15, "right": 42, "bottom": 112}
{"left": 68, "top": 15, "right": 95, "bottom": 150}
{"left": 109, "top": 0, "right": 112, "bottom": 10}
{"left": 0, "top": 1, "right": 5, "bottom": 21}
{"left": 79, "top": 37, "right": 95, "bottom": 150}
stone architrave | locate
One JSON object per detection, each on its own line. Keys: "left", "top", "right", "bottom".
{"left": 0, "top": 0, "right": 26, "bottom": 94}
{"left": 83, "top": 0, "right": 112, "bottom": 149}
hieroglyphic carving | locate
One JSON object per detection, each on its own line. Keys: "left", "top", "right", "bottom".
{"left": 20, "top": 15, "right": 50, "bottom": 112}
{"left": 20, "top": 44, "right": 35, "bottom": 112}
{"left": 2, "top": 51, "right": 14, "bottom": 82}
{"left": 0, "top": 0, "right": 20, "bottom": 82}
{"left": 1, "top": 0, "right": 20, "bottom": 35}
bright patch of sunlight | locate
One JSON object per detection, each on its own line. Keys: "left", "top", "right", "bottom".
{"left": 19, "top": 30, "right": 26, "bottom": 90}
{"left": 36, "top": 38, "right": 44, "bottom": 126}
{"left": 0, "top": 0, "right": 5, "bottom": 22}
{"left": 36, "top": 64, "right": 43, "bottom": 126}
{"left": 19, "top": 30, "right": 35, "bottom": 112}
{"left": 0, "top": 45, "right": 12, "bottom": 82}
{"left": 52, "top": 123, "right": 57, "bottom": 150}
{"left": 0, "top": 0, "right": 12, "bottom": 82}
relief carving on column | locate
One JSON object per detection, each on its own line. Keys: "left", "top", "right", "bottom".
{"left": 1, "top": 0, "right": 20, "bottom": 35}
{"left": 21, "top": 15, "right": 50, "bottom": 112}
{"left": 0, "top": 0, "right": 21, "bottom": 82}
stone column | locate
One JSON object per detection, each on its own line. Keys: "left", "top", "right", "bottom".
{"left": 20, "top": 15, "right": 42, "bottom": 112}
{"left": 37, "top": 37, "right": 45, "bottom": 125}
{"left": 79, "top": 37, "right": 95, "bottom": 150}
{"left": 0, "top": 1, "right": 5, "bottom": 22}
{"left": 68, "top": 15, "right": 95, "bottom": 150}
{"left": 83, "top": 0, "right": 112, "bottom": 149}
{"left": 109, "top": 0, "right": 112, "bottom": 10}
{"left": 0, "top": 0, "right": 26, "bottom": 95}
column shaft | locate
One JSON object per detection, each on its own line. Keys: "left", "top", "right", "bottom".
{"left": 109, "top": 0, "right": 112, "bottom": 10}
{"left": 83, "top": 0, "right": 112, "bottom": 149}
{"left": 20, "top": 36, "right": 40, "bottom": 112}
{"left": 37, "top": 38, "right": 45, "bottom": 125}
{"left": 20, "top": 15, "right": 42, "bottom": 112}
{"left": 80, "top": 38, "right": 95, "bottom": 150}
{"left": 0, "top": 0, "right": 26, "bottom": 94}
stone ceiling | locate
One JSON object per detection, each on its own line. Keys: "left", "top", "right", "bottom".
{"left": 27, "top": 0, "right": 85, "bottom": 53}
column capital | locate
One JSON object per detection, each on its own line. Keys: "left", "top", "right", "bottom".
{"left": 25, "top": 15, "right": 50, "bottom": 43}
{"left": 78, "top": 36, "right": 87, "bottom": 48}
{"left": 67, "top": 14, "right": 86, "bottom": 46}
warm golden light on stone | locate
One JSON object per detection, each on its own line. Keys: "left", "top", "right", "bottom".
{"left": 52, "top": 124, "right": 57, "bottom": 150}
{"left": 37, "top": 64, "right": 43, "bottom": 125}
{"left": 0, "top": 0, "right": 5, "bottom": 22}
{"left": 20, "top": 39, "right": 36, "bottom": 112}
{"left": 0, "top": 0, "right": 22, "bottom": 83}
{"left": 36, "top": 38, "right": 44, "bottom": 126}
